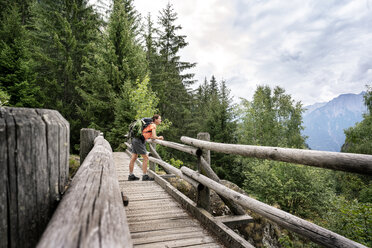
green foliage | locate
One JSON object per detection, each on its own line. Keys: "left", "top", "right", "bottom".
{"left": 129, "top": 75, "right": 159, "bottom": 119}
{"left": 168, "top": 158, "right": 183, "bottom": 169}
{"left": 325, "top": 197, "right": 372, "bottom": 247}
{"left": 0, "top": 89, "right": 10, "bottom": 106}
{"left": 242, "top": 159, "right": 333, "bottom": 218}
{"left": 238, "top": 85, "right": 306, "bottom": 148}
{"left": 0, "top": 3, "right": 40, "bottom": 107}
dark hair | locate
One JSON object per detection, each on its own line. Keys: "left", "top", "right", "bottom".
{"left": 152, "top": 114, "right": 161, "bottom": 122}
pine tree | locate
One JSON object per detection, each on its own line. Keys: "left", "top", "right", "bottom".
{"left": 0, "top": 3, "right": 39, "bottom": 107}
{"left": 154, "top": 3, "right": 196, "bottom": 141}
{"left": 30, "top": 0, "right": 103, "bottom": 151}
{"left": 104, "top": 0, "right": 149, "bottom": 149}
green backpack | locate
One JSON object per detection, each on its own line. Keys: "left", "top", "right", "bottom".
{"left": 128, "top": 118, "right": 152, "bottom": 141}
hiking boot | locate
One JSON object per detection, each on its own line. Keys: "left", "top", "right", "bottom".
{"left": 142, "top": 174, "right": 154, "bottom": 181}
{"left": 128, "top": 174, "right": 140, "bottom": 181}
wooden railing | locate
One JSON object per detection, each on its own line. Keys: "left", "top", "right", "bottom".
{"left": 1, "top": 107, "right": 69, "bottom": 248}
{"left": 37, "top": 129, "right": 132, "bottom": 247}
{"left": 143, "top": 133, "right": 371, "bottom": 248}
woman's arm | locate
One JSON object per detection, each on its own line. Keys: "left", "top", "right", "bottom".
{"left": 151, "top": 125, "right": 163, "bottom": 140}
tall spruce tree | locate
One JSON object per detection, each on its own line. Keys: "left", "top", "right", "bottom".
{"left": 30, "top": 0, "right": 102, "bottom": 151}
{"left": 104, "top": 0, "right": 148, "bottom": 149}
{"left": 154, "top": 3, "right": 196, "bottom": 141}
{"left": 0, "top": 3, "right": 39, "bottom": 107}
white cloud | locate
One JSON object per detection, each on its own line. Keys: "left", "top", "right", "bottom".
{"left": 129, "top": 0, "right": 372, "bottom": 105}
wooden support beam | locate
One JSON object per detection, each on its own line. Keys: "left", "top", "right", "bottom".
{"left": 181, "top": 166, "right": 367, "bottom": 248}
{"left": 148, "top": 157, "right": 203, "bottom": 190}
{"left": 148, "top": 139, "right": 202, "bottom": 156}
{"left": 181, "top": 136, "right": 372, "bottom": 175}
{"left": 214, "top": 215, "right": 254, "bottom": 229}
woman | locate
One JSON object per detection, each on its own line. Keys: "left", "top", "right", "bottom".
{"left": 128, "top": 114, "right": 164, "bottom": 181}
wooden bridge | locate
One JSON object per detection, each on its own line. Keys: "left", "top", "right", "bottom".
{"left": 1, "top": 107, "right": 371, "bottom": 248}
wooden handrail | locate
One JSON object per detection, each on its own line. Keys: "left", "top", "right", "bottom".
{"left": 37, "top": 135, "right": 133, "bottom": 247}
{"left": 148, "top": 157, "right": 204, "bottom": 190}
{"left": 148, "top": 139, "right": 202, "bottom": 156}
{"left": 181, "top": 166, "right": 367, "bottom": 248}
{"left": 181, "top": 136, "right": 372, "bottom": 175}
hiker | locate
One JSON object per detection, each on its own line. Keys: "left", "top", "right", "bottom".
{"left": 128, "top": 114, "right": 164, "bottom": 181}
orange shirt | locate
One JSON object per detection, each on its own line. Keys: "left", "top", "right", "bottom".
{"left": 142, "top": 123, "right": 156, "bottom": 140}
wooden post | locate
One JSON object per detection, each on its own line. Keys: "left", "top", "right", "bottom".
{"left": 149, "top": 143, "right": 156, "bottom": 172}
{"left": 197, "top": 133, "right": 210, "bottom": 211}
{"left": 0, "top": 107, "right": 69, "bottom": 248}
{"left": 80, "top": 128, "right": 101, "bottom": 165}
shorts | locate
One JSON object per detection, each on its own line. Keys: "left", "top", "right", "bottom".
{"left": 131, "top": 137, "right": 147, "bottom": 155}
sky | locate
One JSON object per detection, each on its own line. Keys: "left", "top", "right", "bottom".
{"left": 95, "top": 0, "right": 372, "bottom": 106}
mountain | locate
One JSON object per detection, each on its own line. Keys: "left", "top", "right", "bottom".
{"left": 302, "top": 92, "right": 366, "bottom": 152}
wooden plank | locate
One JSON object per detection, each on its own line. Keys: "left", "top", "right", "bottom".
{"left": 130, "top": 226, "right": 204, "bottom": 239}
{"left": 182, "top": 243, "right": 223, "bottom": 248}
{"left": 127, "top": 211, "right": 189, "bottom": 222}
{"left": 0, "top": 110, "right": 8, "bottom": 247}
{"left": 135, "top": 236, "right": 216, "bottom": 248}
{"left": 114, "top": 152, "right": 227, "bottom": 248}
{"left": 132, "top": 230, "right": 210, "bottom": 245}
{"left": 214, "top": 215, "right": 254, "bottom": 228}
{"left": 151, "top": 167, "right": 253, "bottom": 248}
{"left": 129, "top": 218, "right": 199, "bottom": 233}
{"left": 182, "top": 166, "right": 367, "bottom": 248}
{"left": 181, "top": 136, "right": 372, "bottom": 175}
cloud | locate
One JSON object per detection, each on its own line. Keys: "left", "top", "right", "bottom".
{"left": 132, "top": 0, "right": 372, "bottom": 105}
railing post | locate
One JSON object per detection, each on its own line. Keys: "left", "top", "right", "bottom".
{"left": 197, "top": 132, "right": 210, "bottom": 211}
{"left": 149, "top": 143, "right": 157, "bottom": 171}
{"left": 80, "top": 128, "right": 101, "bottom": 165}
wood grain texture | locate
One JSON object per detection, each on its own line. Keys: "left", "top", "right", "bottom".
{"left": 37, "top": 136, "right": 133, "bottom": 248}
{"left": 181, "top": 136, "right": 372, "bottom": 175}
{"left": 0, "top": 110, "right": 8, "bottom": 248}
{"left": 182, "top": 166, "right": 367, "bottom": 248}
{"left": 0, "top": 107, "right": 69, "bottom": 248}
{"left": 114, "top": 152, "right": 227, "bottom": 248}
{"left": 80, "top": 128, "right": 100, "bottom": 165}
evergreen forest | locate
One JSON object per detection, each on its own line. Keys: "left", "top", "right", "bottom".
{"left": 1, "top": 0, "right": 370, "bottom": 246}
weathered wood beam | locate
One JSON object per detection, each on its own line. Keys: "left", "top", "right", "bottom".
{"left": 181, "top": 166, "right": 367, "bottom": 248}
{"left": 181, "top": 136, "right": 372, "bottom": 175}
{"left": 1, "top": 107, "right": 69, "bottom": 248}
{"left": 214, "top": 215, "right": 254, "bottom": 229}
{"left": 148, "top": 157, "right": 203, "bottom": 190}
{"left": 37, "top": 135, "right": 133, "bottom": 248}
{"left": 148, "top": 139, "right": 202, "bottom": 156}
{"left": 80, "top": 128, "right": 101, "bottom": 165}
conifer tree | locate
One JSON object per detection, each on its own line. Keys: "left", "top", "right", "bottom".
{"left": 104, "top": 0, "right": 149, "bottom": 149}
{"left": 30, "top": 0, "right": 103, "bottom": 151}
{"left": 153, "top": 3, "right": 196, "bottom": 141}
{"left": 0, "top": 3, "right": 39, "bottom": 107}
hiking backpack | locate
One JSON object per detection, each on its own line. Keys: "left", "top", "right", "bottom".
{"left": 128, "top": 117, "right": 152, "bottom": 141}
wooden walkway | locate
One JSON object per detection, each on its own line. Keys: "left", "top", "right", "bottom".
{"left": 114, "top": 152, "right": 225, "bottom": 248}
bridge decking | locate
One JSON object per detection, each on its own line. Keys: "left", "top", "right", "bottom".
{"left": 114, "top": 152, "right": 225, "bottom": 248}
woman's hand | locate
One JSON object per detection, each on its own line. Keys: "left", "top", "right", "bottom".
{"left": 158, "top": 136, "right": 164, "bottom": 140}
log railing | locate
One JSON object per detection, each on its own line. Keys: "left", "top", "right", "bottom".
{"left": 145, "top": 134, "right": 371, "bottom": 248}
{"left": 37, "top": 130, "right": 133, "bottom": 247}
{"left": 0, "top": 107, "right": 69, "bottom": 248}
